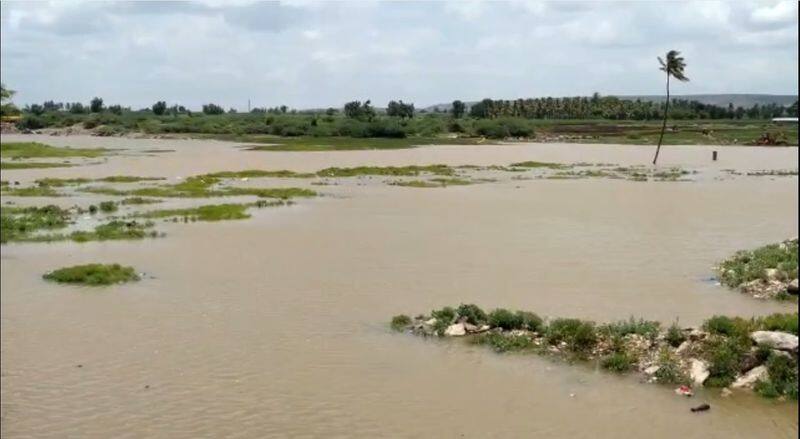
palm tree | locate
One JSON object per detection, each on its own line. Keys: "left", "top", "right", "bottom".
{"left": 652, "top": 50, "right": 689, "bottom": 165}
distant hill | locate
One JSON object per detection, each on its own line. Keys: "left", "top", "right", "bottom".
{"left": 422, "top": 94, "right": 797, "bottom": 112}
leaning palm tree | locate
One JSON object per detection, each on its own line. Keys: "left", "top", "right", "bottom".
{"left": 652, "top": 50, "right": 689, "bottom": 165}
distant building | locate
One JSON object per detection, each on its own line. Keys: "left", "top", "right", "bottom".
{"left": 772, "top": 117, "right": 798, "bottom": 123}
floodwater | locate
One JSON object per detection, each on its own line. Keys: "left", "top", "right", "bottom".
{"left": 1, "top": 135, "right": 798, "bottom": 438}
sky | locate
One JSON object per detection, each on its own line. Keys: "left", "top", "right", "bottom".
{"left": 1, "top": 0, "right": 797, "bottom": 110}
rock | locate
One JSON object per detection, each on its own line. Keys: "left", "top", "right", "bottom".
{"left": 732, "top": 365, "right": 768, "bottom": 389}
{"left": 771, "top": 349, "right": 793, "bottom": 360}
{"left": 675, "top": 341, "right": 691, "bottom": 355}
{"left": 764, "top": 268, "right": 779, "bottom": 280}
{"left": 444, "top": 323, "right": 466, "bottom": 337}
{"left": 644, "top": 365, "right": 660, "bottom": 375}
{"left": 750, "top": 331, "right": 799, "bottom": 351}
{"left": 477, "top": 324, "right": 491, "bottom": 333}
{"left": 689, "top": 329, "right": 708, "bottom": 341}
{"left": 739, "top": 350, "right": 763, "bottom": 373}
{"left": 424, "top": 318, "right": 437, "bottom": 326}
{"left": 690, "top": 403, "right": 710, "bottom": 412}
{"left": 720, "top": 388, "right": 733, "bottom": 398}
{"left": 788, "top": 279, "right": 799, "bottom": 295}
{"left": 463, "top": 322, "right": 479, "bottom": 333}
{"left": 690, "top": 358, "right": 710, "bottom": 386}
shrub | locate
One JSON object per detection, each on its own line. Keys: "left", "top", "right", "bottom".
{"left": 546, "top": 318, "right": 597, "bottom": 352}
{"left": 473, "top": 118, "right": 534, "bottom": 139}
{"left": 488, "top": 308, "right": 523, "bottom": 330}
{"left": 755, "top": 354, "right": 798, "bottom": 400}
{"left": 602, "top": 317, "right": 661, "bottom": 339}
{"left": 601, "top": 351, "right": 634, "bottom": 373}
{"left": 431, "top": 306, "right": 456, "bottom": 324}
{"left": 390, "top": 314, "right": 412, "bottom": 331}
{"left": 704, "top": 337, "right": 747, "bottom": 387}
{"left": 665, "top": 321, "right": 686, "bottom": 347}
{"left": 43, "top": 263, "right": 139, "bottom": 285}
{"left": 456, "top": 303, "right": 487, "bottom": 325}
{"left": 516, "top": 311, "right": 543, "bottom": 332}
{"left": 654, "top": 347, "right": 690, "bottom": 385}
{"left": 472, "top": 332, "right": 533, "bottom": 353}
{"left": 98, "top": 201, "right": 117, "bottom": 213}
{"left": 755, "top": 313, "right": 798, "bottom": 335}
{"left": 703, "top": 315, "right": 752, "bottom": 338}
{"left": 17, "top": 115, "right": 46, "bottom": 130}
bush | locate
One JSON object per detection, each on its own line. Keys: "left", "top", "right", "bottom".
{"left": 601, "top": 351, "right": 634, "bottom": 373}
{"left": 703, "top": 315, "right": 751, "bottom": 338}
{"left": 755, "top": 354, "right": 798, "bottom": 400}
{"left": 488, "top": 308, "right": 522, "bottom": 330}
{"left": 473, "top": 118, "right": 534, "bottom": 139}
{"left": 755, "top": 313, "right": 798, "bottom": 335}
{"left": 99, "top": 201, "right": 117, "bottom": 213}
{"left": 602, "top": 317, "right": 661, "bottom": 339}
{"left": 472, "top": 332, "right": 533, "bottom": 353}
{"left": 516, "top": 311, "right": 543, "bottom": 332}
{"left": 390, "top": 314, "right": 412, "bottom": 331}
{"left": 665, "top": 321, "right": 686, "bottom": 347}
{"left": 456, "top": 303, "right": 487, "bottom": 325}
{"left": 17, "top": 115, "right": 46, "bottom": 130}
{"left": 431, "top": 306, "right": 456, "bottom": 324}
{"left": 704, "top": 337, "right": 747, "bottom": 387}
{"left": 546, "top": 318, "right": 597, "bottom": 352}
{"left": 43, "top": 263, "right": 139, "bottom": 285}
{"left": 654, "top": 347, "right": 690, "bottom": 385}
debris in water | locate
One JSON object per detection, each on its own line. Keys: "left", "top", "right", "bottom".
{"left": 690, "top": 404, "right": 710, "bottom": 412}
{"left": 675, "top": 385, "right": 693, "bottom": 397}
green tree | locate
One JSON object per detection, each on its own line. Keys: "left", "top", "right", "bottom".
{"left": 652, "top": 50, "right": 689, "bottom": 165}
{"left": 451, "top": 100, "right": 465, "bottom": 118}
{"left": 151, "top": 101, "right": 167, "bottom": 115}
{"left": 90, "top": 97, "right": 104, "bottom": 113}
{"left": 202, "top": 103, "right": 225, "bottom": 115}
{"left": 1, "top": 83, "right": 20, "bottom": 117}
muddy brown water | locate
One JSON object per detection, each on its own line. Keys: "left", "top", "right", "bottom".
{"left": 1, "top": 135, "right": 798, "bottom": 438}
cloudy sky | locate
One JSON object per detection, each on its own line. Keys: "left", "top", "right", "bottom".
{"left": 1, "top": 0, "right": 797, "bottom": 110}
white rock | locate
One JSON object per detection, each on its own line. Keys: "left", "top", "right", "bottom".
{"left": 644, "top": 365, "right": 660, "bottom": 375}
{"left": 690, "top": 358, "right": 710, "bottom": 386}
{"left": 444, "top": 323, "right": 466, "bottom": 336}
{"left": 788, "top": 279, "right": 799, "bottom": 294}
{"left": 750, "top": 331, "right": 799, "bottom": 351}
{"left": 689, "top": 329, "right": 707, "bottom": 341}
{"left": 721, "top": 388, "right": 733, "bottom": 398}
{"left": 765, "top": 268, "right": 779, "bottom": 280}
{"left": 732, "top": 365, "right": 768, "bottom": 389}
{"left": 424, "top": 318, "right": 437, "bottom": 326}
{"left": 676, "top": 341, "right": 691, "bottom": 355}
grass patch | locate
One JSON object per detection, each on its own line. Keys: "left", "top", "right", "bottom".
{"left": 0, "top": 142, "right": 108, "bottom": 158}
{"left": 601, "top": 351, "right": 635, "bottom": 373}
{"left": 755, "top": 354, "right": 798, "bottom": 400}
{"left": 139, "top": 203, "right": 251, "bottom": 222}
{"left": 717, "top": 240, "right": 798, "bottom": 287}
{"left": 43, "top": 263, "right": 139, "bottom": 285}
{"left": 472, "top": 332, "right": 534, "bottom": 353}
{"left": 391, "top": 314, "right": 412, "bottom": 331}
{"left": 545, "top": 318, "right": 598, "bottom": 353}
{"left": 600, "top": 317, "right": 661, "bottom": 339}
{"left": 1, "top": 186, "right": 63, "bottom": 197}
{"left": 389, "top": 180, "right": 441, "bottom": 188}
{"left": 120, "top": 197, "right": 162, "bottom": 205}
{"left": 1, "top": 205, "right": 71, "bottom": 243}
{"left": 429, "top": 177, "right": 472, "bottom": 186}
{"left": 316, "top": 164, "right": 455, "bottom": 177}
{"left": 509, "top": 161, "right": 568, "bottom": 169}
{"left": 98, "top": 176, "right": 165, "bottom": 183}
{"left": 201, "top": 169, "right": 315, "bottom": 179}
{"left": 1, "top": 161, "right": 74, "bottom": 169}
{"left": 242, "top": 136, "right": 486, "bottom": 151}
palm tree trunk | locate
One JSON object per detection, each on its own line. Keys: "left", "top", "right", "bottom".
{"left": 652, "top": 73, "right": 671, "bottom": 164}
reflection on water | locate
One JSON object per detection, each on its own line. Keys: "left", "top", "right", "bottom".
{"left": 1, "top": 136, "right": 798, "bottom": 438}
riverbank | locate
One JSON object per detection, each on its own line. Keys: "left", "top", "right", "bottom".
{"left": 392, "top": 306, "right": 798, "bottom": 401}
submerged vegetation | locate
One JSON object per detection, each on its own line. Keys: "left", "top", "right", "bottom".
{"left": 43, "top": 263, "right": 139, "bottom": 285}
{"left": 0, "top": 142, "right": 108, "bottom": 158}
{"left": 1, "top": 205, "right": 71, "bottom": 243}
{"left": 391, "top": 304, "right": 799, "bottom": 401}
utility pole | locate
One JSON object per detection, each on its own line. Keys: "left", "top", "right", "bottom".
{"left": 247, "top": 99, "right": 251, "bottom": 112}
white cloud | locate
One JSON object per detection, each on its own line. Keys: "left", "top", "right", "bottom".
{"left": 0, "top": 0, "right": 796, "bottom": 109}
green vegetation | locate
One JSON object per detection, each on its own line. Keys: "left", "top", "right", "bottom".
{"left": 316, "top": 165, "right": 455, "bottom": 177}
{"left": 139, "top": 203, "right": 251, "bottom": 222}
{"left": 392, "top": 304, "right": 798, "bottom": 400}
{"left": 510, "top": 161, "right": 568, "bottom": 169}
{"left": 391, "top": 314, "right": 412, "bottom": 331}
{"left": 389, "top": 180, "right": 441, "bottom": 188}
{"left": 243, "top": 136, "right": 487, "bottom": 151}
{"left": 43, "top": 263, "right": 139, "bottom": 285}
{"left": 98, "top": 176, "right": 165, "bottom": 183}
{"left": 717, "top": 240, "right": 798, "bottom": 287}
{"left": 1, "top": 205, "right": 71, "bottom": 243}
{"left": 546, "top": 318, "right": 598, "bottom": 353}
{"left": 0, "top": 142, "right": 108, "bottom": 159}
{"left": 120, "top": 197, "right": 162, "bottom": 205}
{"left": 201, "top": 169, "right": 315, "bottom": 179}
{"left": 1, "top": 186, "right": 63, "bottom": 197}
{"left": 601, "top": 351, "right": 635, "bottom": 373}
{"left": 98, "top": 201, "right": 117, "bottom": 213}
{"left": 1, "top": 161, "right": 73, "bottom": 169}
